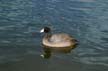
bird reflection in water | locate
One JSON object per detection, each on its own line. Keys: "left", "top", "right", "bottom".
{"left": 41, "top": 43, "right": 78, "bottom": 59}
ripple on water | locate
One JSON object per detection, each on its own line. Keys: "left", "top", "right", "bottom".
{"left": 80, "top": 56, "right": 108, "bottom": 66}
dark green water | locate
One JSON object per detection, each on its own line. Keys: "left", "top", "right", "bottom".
{"left": 0, "top": 0, "right": 108, "bottom": 71}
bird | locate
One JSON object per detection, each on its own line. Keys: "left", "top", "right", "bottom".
{"left": 40, "top": 27, "right": 78, "bottom": 58}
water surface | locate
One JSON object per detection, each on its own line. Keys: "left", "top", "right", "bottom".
{"left": 0, "top": 0, "right": 108, "bottom": 71}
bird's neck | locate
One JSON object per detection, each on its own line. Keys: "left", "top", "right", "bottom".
{"left": 45, "top": 33, "right": 52, "bottom": 39}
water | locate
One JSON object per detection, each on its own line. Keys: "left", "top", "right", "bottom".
{"left": 0, "top": 0, "right": 108, "bottom": 71}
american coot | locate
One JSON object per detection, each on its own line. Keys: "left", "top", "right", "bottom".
{"left": 40, "top": 27, "right": 78, "bottom": 58}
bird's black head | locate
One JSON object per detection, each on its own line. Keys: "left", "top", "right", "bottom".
{"left": 40, "top": 27, "right": 51, "bottom": 33}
